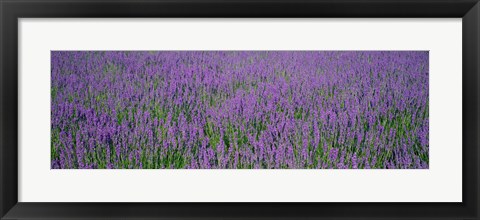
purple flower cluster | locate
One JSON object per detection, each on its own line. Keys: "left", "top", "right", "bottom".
{"left": 51, "top": 51, "right": 429, "bottom": 169}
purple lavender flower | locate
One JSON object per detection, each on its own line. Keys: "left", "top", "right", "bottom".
{"left": 51, "top": 51, "right": 429, "bottom": 169}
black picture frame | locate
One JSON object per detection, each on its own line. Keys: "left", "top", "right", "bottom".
{"left": 1, "top": 0, "right": 479, "bottom": 219}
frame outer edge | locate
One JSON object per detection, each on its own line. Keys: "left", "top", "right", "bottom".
{"left": 477, "top": 3, "right": 480, "bottom": 219}
{"left": 473, "top": 4, "right": 480, "bottom": 219}
{"left": 1, "top": 1, "right": 19, "bottom": 220}
{"left": 1, "top": 0, "right": 480, "bottom": 220}
{"left": 0, "top": 0, "right": 3, "bottom": 217}
{"left": 0, "top": 0, "right": 5, "bottom": 219}
{"left": 463, "top": 2, "right": 480, "bottom": 219}
{"left": 476, "top": 2, "right": 480, "bottom": 219}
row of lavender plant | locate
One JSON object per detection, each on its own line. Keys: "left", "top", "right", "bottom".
{"left": 51, "top": 51, "right": 429, "bottom": 169}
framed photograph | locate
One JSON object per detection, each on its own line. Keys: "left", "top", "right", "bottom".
{"left": 1, "top": 0, "right": 479, "bottom": 219}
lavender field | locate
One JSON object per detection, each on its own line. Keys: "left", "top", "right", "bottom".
{"left": 51, "top": 51, "right": 429, "bottom": 169}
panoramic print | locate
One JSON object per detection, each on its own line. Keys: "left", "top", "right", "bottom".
{"left": 51, "top": 51, "right": 429, "bottom": 169}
